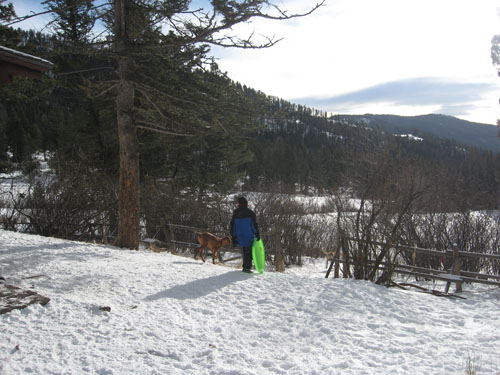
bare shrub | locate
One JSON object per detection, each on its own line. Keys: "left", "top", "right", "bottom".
{"left": 252, "top": 193, "right": 337, "bottom": 266}
{"left": 0, "top": 185, "right": 21, "bottom": 231}
{"left": 335, "top": 149, "right": 432, "bottom": 282}
{"left": 397, "top": 211, "right": 500, "bottom": 275}
{"left": 141, "top": 182, "right": 234, "bottom": 245}
{"left": 463, "top": 351, "right": 481, "bottom": 375}
{"left": 398, "top": 213, "right": 450, "bottom": 270}
{"left": 8, "top": 164, "right": 116, "bottom": 240}
{"left": 446, "top": 212, "right": 498, "bottom": 273}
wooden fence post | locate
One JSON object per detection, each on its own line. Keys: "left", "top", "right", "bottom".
{"left": 444, "top": 246, "right": 462, "bottom": 294}
{"left": 342, "top": 237, "right": 349, "bottom": 278}
{"left": 325, "top": 232, "right": 341, "bottom": 279}
{"left": 102, "top": 213, "right": 109, "bottom": 244}
{"left": 216, "top": 226, "right": 224, "bottom": 263}
{"left": 162, "top": 222, "right": 176, "bottom": 254}
{"left": 334, "top": 231, "right": 341, "bottom": 278}
{"left": 273, "top": 225, "right": 285, "bottom": 272}
{"left": 453, "top": 246, "right": 462, "bottom": 293}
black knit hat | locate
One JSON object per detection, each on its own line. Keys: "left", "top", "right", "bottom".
{"left": 237, "top": 196, "right": 248, "bottom": 206}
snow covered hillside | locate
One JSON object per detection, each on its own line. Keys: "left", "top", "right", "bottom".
{"left": 1, "top": 229, "right": 499, "bottom": 374}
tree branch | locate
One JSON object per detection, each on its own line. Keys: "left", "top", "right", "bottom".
{"left": 161, "top": 1, "right": 325, "bottom": 49}
{"left": 57, "top": 67, "right": 115, "bottom": 76}
{"left": 136, "top": 87, "right": 168, "bottom": 120}
{"left": 136, "top": 121, "right": 196, "bottom": 137}
{"left": 94, "top": 83, "right": 117, "bottom": 98}
{"left": 5, "top": 1, "right": 111, "bottom": 26}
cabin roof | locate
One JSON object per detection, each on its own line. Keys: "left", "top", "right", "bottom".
{"left": 0, "top": 45, "right": 54, "bottom": 82}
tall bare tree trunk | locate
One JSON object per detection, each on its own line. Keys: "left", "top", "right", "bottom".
{"left": 113, "top": 0, "right": 140, "bottom": 249}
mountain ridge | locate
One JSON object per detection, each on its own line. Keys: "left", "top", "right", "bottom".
{"left": 333, "top": 113, "right": 500, "bottom": 153}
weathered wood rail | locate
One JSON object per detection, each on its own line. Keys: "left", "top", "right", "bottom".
{"left": 142, "top": 223, "right": 279, "bottom": 267}
{"left": 325, "top": 237, "right": 500, "bottom": 294}
{"left": 141, "top": 223, "right": 242, "bottom": 263}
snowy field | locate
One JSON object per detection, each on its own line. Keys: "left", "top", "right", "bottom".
{"left": 1, "top": 229, "right": 499, "bottom": 375}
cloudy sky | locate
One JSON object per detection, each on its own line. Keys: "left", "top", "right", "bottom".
{"left": 8, "top": 0, "right": 500, "bottom": 124}
{"left": 210, "top": 0, "right": 500, "bottom": 125}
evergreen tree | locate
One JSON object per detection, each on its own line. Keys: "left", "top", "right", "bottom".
{"left": 14, "top": 0, "right": 323, "bottom": 248}
{"left": 0, "top": 0, "right": 16, "bottom": 44}
{"left": 110, "top": 1, "right": 324, "bottom": 248}
{"left": 42, "top": 0, "right": 95, "bottom": 44}
{"left": 0, "top": 0, "right": 18, "bottom": 46}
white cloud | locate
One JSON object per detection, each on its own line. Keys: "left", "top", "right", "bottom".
{"left": 8, "top": 0, "right": 500, "bottom": 123}
{"left": 212, "top": 0, "right": 500, "bottom": 124}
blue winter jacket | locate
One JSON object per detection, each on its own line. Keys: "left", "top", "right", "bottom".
{"left": 230, "top": 206, "right": 260, "bottom": 247}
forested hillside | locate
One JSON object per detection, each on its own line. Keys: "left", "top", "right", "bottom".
{"left": 245, "top": 103, "right": 500, "bottom": 211}
{"left": 1, "top": 25, "right": 500, "bottom": 221}
{"left": 336, "top": 113, "right": 500, "bottom": 153}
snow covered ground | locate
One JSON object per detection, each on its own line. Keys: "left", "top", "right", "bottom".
{"left": 1, "top": 229, "right": 499, "bottom": 375}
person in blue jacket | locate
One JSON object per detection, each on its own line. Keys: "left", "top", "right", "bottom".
{"left": 230, "top": 196, "right": 261, "bottom": 273}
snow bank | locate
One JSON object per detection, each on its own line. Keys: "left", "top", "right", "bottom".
{"left": 1, "top": 229, "right": 499, "bottom": 374}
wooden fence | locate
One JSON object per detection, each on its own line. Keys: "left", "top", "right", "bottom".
{"left": 141, "top": 223, "right": 282, "bottom": 268}
{"left": 141, "top": 223, "right": 244, "bottom": 263}
{"left": 142, "top": 224, "right": 500, "bottom": 294}
{"left": 325, "top": 237, "right": 500, "bottom": 294}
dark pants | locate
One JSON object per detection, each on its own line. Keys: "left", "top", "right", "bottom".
{"left": 242, "top": 246, "right": 253, "bottom": 270}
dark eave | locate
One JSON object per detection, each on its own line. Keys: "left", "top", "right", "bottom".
{"left": 0, "top": 45, "right": 54, "bottom": 82}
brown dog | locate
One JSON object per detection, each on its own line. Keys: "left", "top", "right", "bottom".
{"left": 194, "top": 232, "right": 232, "bottom": 264}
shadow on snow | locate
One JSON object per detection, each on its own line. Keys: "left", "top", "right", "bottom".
{"left": 144, "top": 270, "right": 253, "bottom": 301}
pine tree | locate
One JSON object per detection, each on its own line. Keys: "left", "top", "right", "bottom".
{"left": 8, "top": 0, "right": 325, "bottom": 249}
{"left": 0, "top": 0, "right": 18, "bottom": 46}
{"left": 108, "top": 0, "right": 325, "bottom": 248}
{"left": 42, "top": 0, "right": 95, "bottom": 44}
